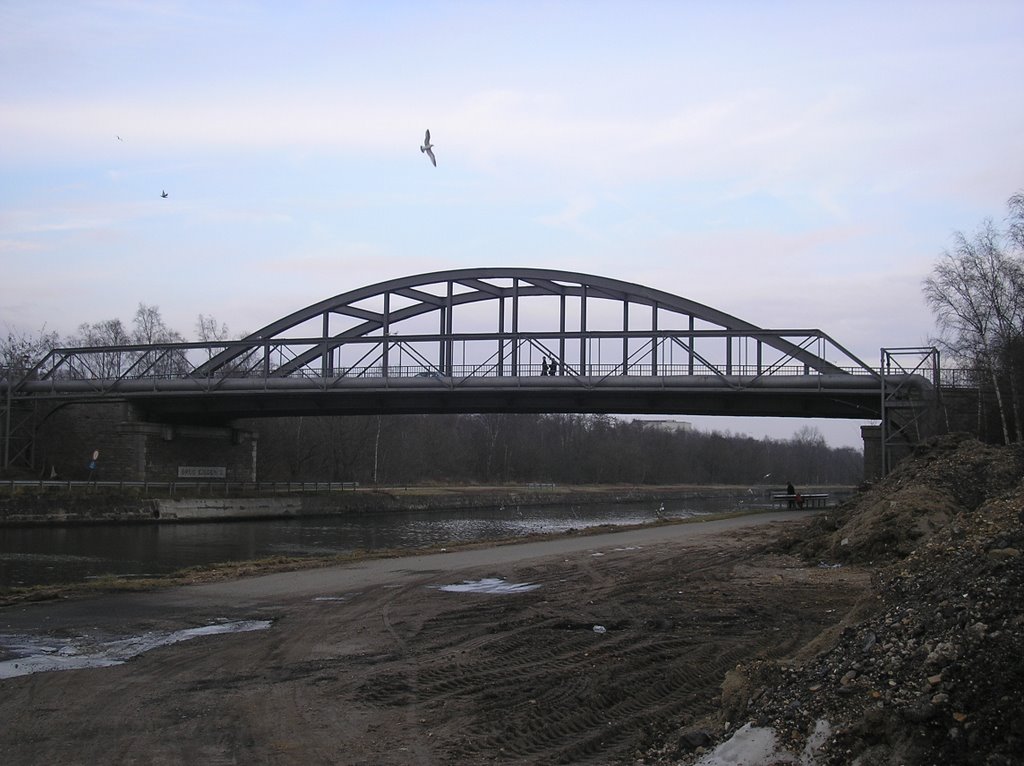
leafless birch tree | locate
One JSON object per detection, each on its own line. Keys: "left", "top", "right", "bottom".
{"left": 924, "top": 191, "right": 1024, "bottom": 443}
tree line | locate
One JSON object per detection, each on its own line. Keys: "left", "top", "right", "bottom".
{"left": 1, "top": 306, "right": 231, "bottom": 378}
{"left": 252, "top": 413, "right": 863, "bottom": 487}
{"left": 924, "top": 187, "right": 1024, "bottom": 443}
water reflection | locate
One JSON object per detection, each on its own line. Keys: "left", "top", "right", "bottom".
{"left": 0, "top": 496, "right": 761, "bottom": 589}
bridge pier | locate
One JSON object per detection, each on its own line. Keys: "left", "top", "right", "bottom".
{"left": 864, "top": 415, "right": 946, "bottom": 481}
{"left": 117, "top": 421, "right": 258, "bottom": 483}
{"left": 861, "top": 425, "right": 882, "bottom": 481}
{"left": 31, "top": 401, "right": 257, "bottom": 482}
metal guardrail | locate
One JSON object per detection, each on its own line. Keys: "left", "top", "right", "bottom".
{"left": 937, "top": 368, "right": 987, "bottom": 389}
{"left": 6, "top": 327, "right": 878, "bottom": 387}
{"left": 7, "top": 362, "right": 883, "bottom": 385}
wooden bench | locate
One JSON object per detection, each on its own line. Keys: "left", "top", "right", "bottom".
{"left": 771, "top": 492, "right": 830, "bottom": 508}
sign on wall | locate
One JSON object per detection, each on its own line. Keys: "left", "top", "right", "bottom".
{"left": 177, "top": 466, "right": 227, "bottom": 479}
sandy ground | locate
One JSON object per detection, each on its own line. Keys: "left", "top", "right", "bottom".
{"left": 0, "top": 511, "right": 869, "bottom": 765}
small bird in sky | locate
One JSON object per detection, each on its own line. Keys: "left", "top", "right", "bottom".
{"left": 116, "top": 135, "right": 124, "bottom": 142}
{"left": 420, "top": 129, "right": 436, "bottom": 167}
{"left": 160, "top": 190, "right": 168, "bottom": 198}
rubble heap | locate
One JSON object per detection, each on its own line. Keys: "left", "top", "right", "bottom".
{"left": 675, "top": 434, "right": 1024, "bottom": 765}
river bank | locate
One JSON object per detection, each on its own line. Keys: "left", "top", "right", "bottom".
{"left": 0, "top": 483, "right": 845, "bottom": 525}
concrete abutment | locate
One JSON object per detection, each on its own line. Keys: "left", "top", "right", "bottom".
{"left": 32, "top": 401, "right": 256, "bottom": 482}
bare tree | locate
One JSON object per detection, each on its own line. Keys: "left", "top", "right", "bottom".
{"left": 1, "top": 325, "right": 61, "bottom": 377}
{"left": 790, "top": 425, "right": 828, "bottom": 484}
{"left": 67, "top": 305, "right": 190, "bottom": 379}
{"left": 132, "top": 303, "right": 185, "bottom": 344}
{"left": 131, "top": 304, "right": 188, "bottom": 377}
{"left": 73, "top": 318, "right": 130, "bottom": 347}
{"left": 924, "top": 206, "right": 1024, "bottom": 443}
{"left": 1008, "top": 190, "right": 1024, "bottom": 252}
{"left": 195, "top": 314, "right": 231, "bottom": 360}
{"left": 69, "top": 318, "right": 132, "bottom": 377}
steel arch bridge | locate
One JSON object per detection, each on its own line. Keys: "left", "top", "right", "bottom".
{"left": 5, "top": 268, "right": 935, "bottom": 430}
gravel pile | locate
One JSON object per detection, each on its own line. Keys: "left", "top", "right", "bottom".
{"left": 655, "top": 434, "right": 1024, "bottom": 766}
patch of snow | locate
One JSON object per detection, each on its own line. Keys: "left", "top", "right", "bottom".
{"left": 693, "top": 723, "right": 797, "bottom": 765}
{"left": 694, "top": 720, "right": 832, "bottom": 766}
{"left": 433, "top": 578, "right": 540, "bottom": 594}
{"left": 802, "top": 719, "right": 832, "bottom": 763}
{"left": 0, "top": 619, "right": 272, "bottom": 680}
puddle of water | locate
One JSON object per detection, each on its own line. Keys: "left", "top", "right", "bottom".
{"left": 0, "top": 619, "right": 272, "bottom": 680}
{"left": 433, "top": 577, "right": 540, "bottom": 594}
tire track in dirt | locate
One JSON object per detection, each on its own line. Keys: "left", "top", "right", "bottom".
{"left": 352, "top": 541, "right": 867, "bottom": 764}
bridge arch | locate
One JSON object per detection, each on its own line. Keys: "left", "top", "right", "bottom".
{"left": 199, "top": 268, "right": 865, "bottom": 380}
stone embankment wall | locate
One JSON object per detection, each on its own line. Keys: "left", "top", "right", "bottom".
{"left": 0, "top": 487, "right": 767, "bottom": 525}
{"left": 0, "top": 491, "right": 164, "bottom": 524}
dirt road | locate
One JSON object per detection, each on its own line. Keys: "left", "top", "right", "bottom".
{"left": 0, "top": 511, "right": 869, "bottom": 765}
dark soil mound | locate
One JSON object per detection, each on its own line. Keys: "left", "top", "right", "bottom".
{"left": 666, "top": 435, "right": 1024, "bottom": 765}
{"left": 776, "top": 434, "right": 1024, "bottom": 564}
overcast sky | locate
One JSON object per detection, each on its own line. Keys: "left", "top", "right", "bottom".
{"left": 2, "top": 1, "right": 1022, "bottom": 448}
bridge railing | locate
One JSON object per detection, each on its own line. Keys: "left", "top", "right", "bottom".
{"left": 12, "top": 359, "right": 884, "bottom": 389}
{"left": 14, "top": 330, "right": 880, "bottom": 385}
{"left": 350, "top": 363, "right": 883, "bottom": 379}
{"left": 938, "top": 367, "right": 986, "bottom": 389}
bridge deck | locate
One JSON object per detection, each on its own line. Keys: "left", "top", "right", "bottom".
{"left": 8, "top": 372, "right": 896, "bottom": 421}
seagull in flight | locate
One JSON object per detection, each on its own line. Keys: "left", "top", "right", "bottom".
{"left": 160, "top": 190, "right": 168, "bottom": 198}
{"left": 420, "top": 129, "right": 436, "bottom": 167}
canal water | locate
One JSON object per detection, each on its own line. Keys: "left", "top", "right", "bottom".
{"left": 0, "top": 495, "right": 777, "bottom": 589}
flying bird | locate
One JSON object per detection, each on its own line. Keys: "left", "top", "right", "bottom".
{"left": 420, "top": 129, "right": 436, "bottom": 166}
{"left": 116, "top": 135, "right": 124, "bottom": 142}
{"left": 160, "top": 190, "right": 168, "bottom": 198}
